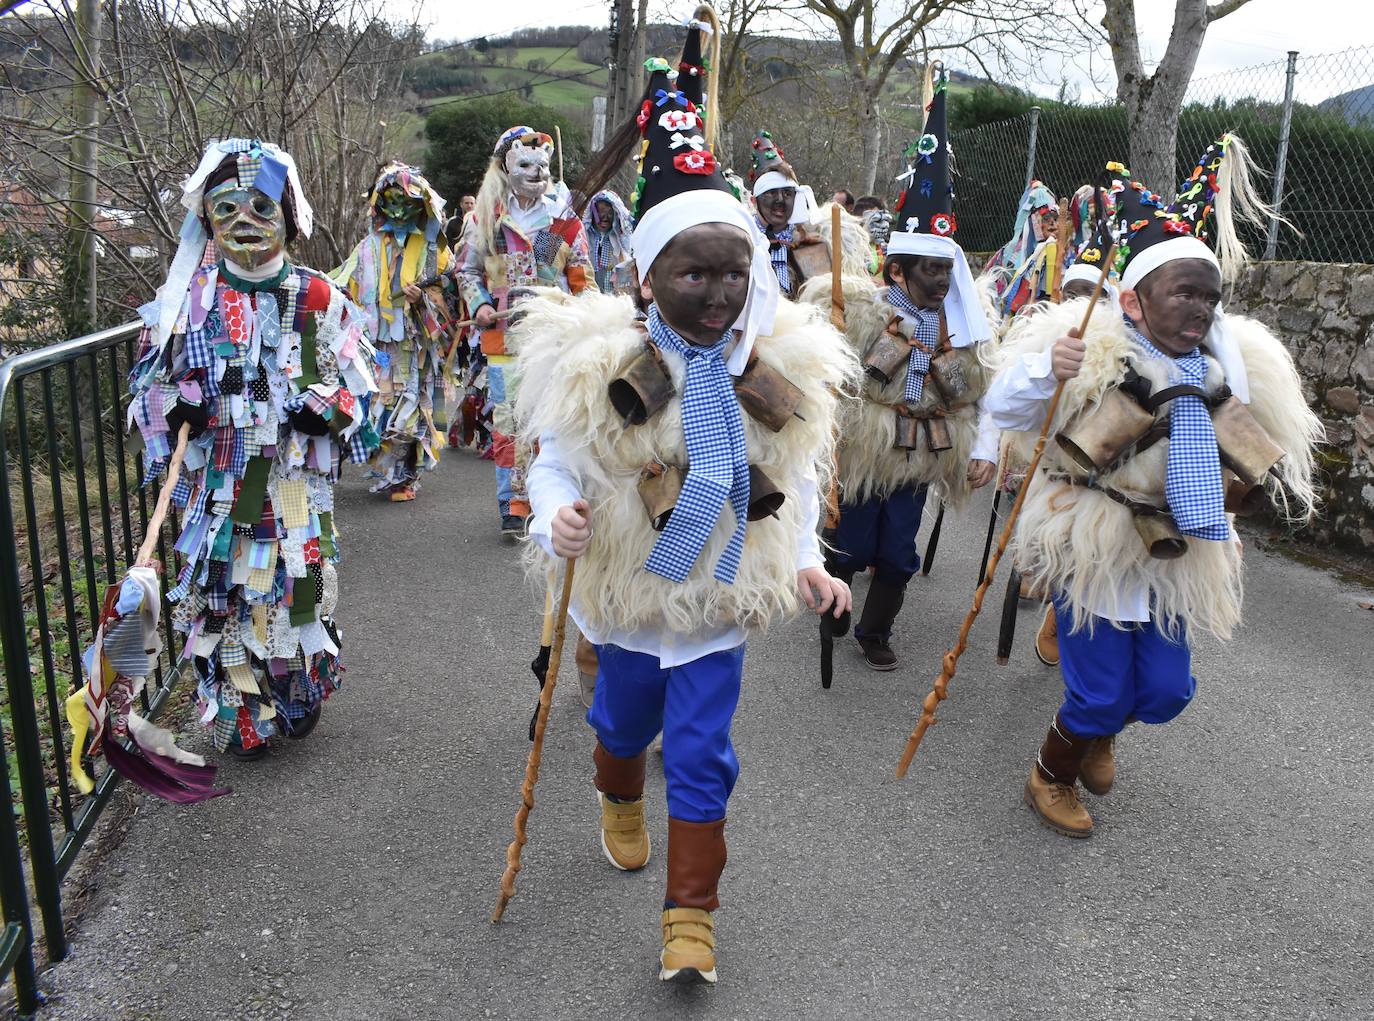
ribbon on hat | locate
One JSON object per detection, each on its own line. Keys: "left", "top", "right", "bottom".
{"left": 655, "top": 88, "right": 686, "bottom": 107}
{"left": 670, "top": 132, "right": 705, "bottom": 151}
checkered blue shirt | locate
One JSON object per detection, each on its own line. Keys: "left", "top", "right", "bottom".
{"left": 885, "top": 285, "right": 940, "bottom": 403}
{"left": 761, "top": 219, "right": 793, "bottom": 294}
{"left": 642, "top": 306, "right": 750, "bottom": 585}
{"left": 1129, "top": 325, "right": 1230, "bottom": 541}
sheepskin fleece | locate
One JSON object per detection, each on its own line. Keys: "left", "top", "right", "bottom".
{"left": 798, "top": 280, "right": 988, "bottom": 505}
{"left": 512, "top": 288, "right": 860, "bottom": 635}
{"left": 997, "top": 300, "right": 1321, "bottom": 639}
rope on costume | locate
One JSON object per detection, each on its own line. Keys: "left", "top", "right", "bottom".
{"left": 492, "top": 558, "right": 577, "bottom": 922}
{"left": 895, "top": 246, "right": 1117, "bottom": 778}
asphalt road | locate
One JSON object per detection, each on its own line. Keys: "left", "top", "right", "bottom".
{"left": 39, "top": 450, "right": 1374, "bottom": 1021}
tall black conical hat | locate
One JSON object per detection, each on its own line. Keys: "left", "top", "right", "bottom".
{"left": 893, "top": 65, "right": 955, "bottom": 239}
{"left": 629, "top": 11, "right": 730, "bottom": 223}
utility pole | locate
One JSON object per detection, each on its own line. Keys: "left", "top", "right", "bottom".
{"left": 65, "top": 0, "right": 101, "bottom": 338}
{"left": 608, "top": 0, "right": 635, "bottom": 128}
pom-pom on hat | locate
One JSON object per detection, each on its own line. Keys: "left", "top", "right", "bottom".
{"left": 748, "top": 129, "right": 796, "bottom": 187}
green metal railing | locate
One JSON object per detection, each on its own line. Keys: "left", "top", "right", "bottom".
{"left": 0, "top": 320, "right": 187, "bottom": 1013}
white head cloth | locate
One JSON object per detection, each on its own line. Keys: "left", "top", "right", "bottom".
{"left": 631, "top": 189, "right": 779, "bottom": 375}
{"left": 1120, "top": 233, "right": 1249, "bottom": 403}
{"left": 148, "top": 139, "right": 313, "bottom": 351}
{"left": 751, "top": 170, "right": 818, "bottom": 225}
{"left": 885, "top": 231, "right": 993, "bottom": 348}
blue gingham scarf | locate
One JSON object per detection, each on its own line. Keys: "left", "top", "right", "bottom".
{"left": 642, "top": 306, "right": 750, "bottom": 585}
{"left": 762, "top": 220, "right": 793, "bottom": 294}
{"left": 591, "top": 229, "right": 616, "bottom": 272}
{"left": 1129, "top": 326, "right": 1229, "bottom": 541}
{"left": 885, "top": 285, "right": 941, "bottom": 403}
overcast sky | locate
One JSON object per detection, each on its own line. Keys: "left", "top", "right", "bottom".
{"left": 420, "top": 0, "right": 1372, "bottom": 104}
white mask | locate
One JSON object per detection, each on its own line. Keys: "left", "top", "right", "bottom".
{"left": 505, "top": 144, "right": 551, "bottom": 202}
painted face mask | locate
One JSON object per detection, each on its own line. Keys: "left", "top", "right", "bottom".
{"left": 379, "top": 185, "right": 423, "bottom": 226}
{"left": 864, "top": 209, "right": 893, "bottom": 246}
{"left": 204, "top": 179, "right": 288, "bottom": 270}
{"left": 505, "top": 142, "right": 552, "bottom": 202}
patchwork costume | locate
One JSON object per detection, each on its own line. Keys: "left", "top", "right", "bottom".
{"left": 337, "top": 163, "right": 452, "bottom": 501}
{"left": 457, "top": 127, "right": 596, "bottom": 534}
{"left": 798, "top": 68, "right": 997, "bottom": 669}
{"left": 985, "top": 140, "right": 1320, "bottom": 836}
{"left": 582, "top": 189, "right": 635, "bottom": 294}
{"left": 519, "top": 13, "right": 856, "bottom": 982}
{"left": 129, "top": 139, "right": 379, "bottom": 755}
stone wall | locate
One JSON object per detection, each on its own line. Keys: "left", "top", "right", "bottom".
{"left": 1227, "top": 261, "right": 1374, "bottom": 551}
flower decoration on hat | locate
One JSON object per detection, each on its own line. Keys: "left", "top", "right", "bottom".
{"left": 627, "top": 10, "right": 732, "bottom": 223}
{"left": 891, "top": 64, "right": 956, "bottom": 242}
{"left": 747, "top": 128, "right": 797, "bottom": 187}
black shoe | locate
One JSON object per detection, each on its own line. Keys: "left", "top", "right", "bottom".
{"left": 500, "top": 515, "right": 526, "bottom": 539}
{"left": 228, "top": 741, "right": 268, "bottom": 761}
{"left": 857, "top": 635, "right": 899, "bottom": 671}
{"left": 285, "top": 704, "right": 323, "bottom": 740}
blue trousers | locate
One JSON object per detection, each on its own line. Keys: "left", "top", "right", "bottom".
{"left": 831, "top": 484, "right": 928, "bottom": 584}
{"left": 1055, "top": 601, "right": 1196, "bottom": 738}
{"left": 587, "top": 643, "right": 744, "bottom": 823}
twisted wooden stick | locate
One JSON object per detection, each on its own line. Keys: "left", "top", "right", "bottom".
{"left": 1052, "top": 197, "right": 1070, "bottom": 304}
{"left": 895, "top": 246, "right": 1116, "bottom": 778}
{"left": 136, "top": 421, "right": 191, "bottom": 567}
{"left": 492, "top": 559, "right": 577, "bottom": 922}
{"left": 829, "top": 203, "right": 846, "bottom": 330}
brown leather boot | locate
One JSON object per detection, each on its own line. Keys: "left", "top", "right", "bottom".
{"left": 1080, "top": 736, "right": 1116, "bottom": 795}
{"left": 1023, "top": 713, "right": 1093, "bottom": 838}
{"left": 593, "top": 742, "right": 649, "bottom": 870}
{"left": 661, "top": 817, "right": 726, "bottom": 983}
{"left": 1033, "top": 605, "right": 1060, "bottom": 667}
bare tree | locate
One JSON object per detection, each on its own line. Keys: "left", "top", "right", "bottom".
{"left": 1102, "top": 0, "right": 1255, "bottom": 194}
{"left": 0, "top": 0, "right": 423, "bottom": 345}
{"left": 802, "top": 0, "right": 1098, "bottom": 194}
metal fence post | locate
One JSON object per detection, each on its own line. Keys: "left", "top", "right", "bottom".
{"left": 1024, "top": 106, "right": 1041, "bottom": 190}
{"left": 1264, "top": 51, "right": 1299, "bottom": 260}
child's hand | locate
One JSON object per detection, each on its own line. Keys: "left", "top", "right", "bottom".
{"left": 552, "top": 500, "right": 592, "bottom": 558}
{"left": 797, "top": 567, "right": 851, "bottom": 618}
{"left": 1052, "top": 328, "right": 1086, "bottom": 381}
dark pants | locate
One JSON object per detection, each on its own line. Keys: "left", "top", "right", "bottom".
{"left": 831, "top": 484, "right": 928, "bottom": 585}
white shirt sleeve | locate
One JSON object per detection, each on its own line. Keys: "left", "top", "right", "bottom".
{"left": 794, "top": 463, "right": 824, "bottom": 572}
{"left": 527, "top": 433, "right": 582, "bottom": 558}
{"left": 970, "top": 404, "right": 1001, "bottom": 463}
{"left": 984, "top": 348, "right": 1060, "bottom": 433}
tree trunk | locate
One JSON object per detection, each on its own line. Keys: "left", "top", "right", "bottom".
{"left": 858, "top": 91, "right": 883, "bottom": 195}
{"left": 65, "top": 0, "right": 101, "bottom": 339}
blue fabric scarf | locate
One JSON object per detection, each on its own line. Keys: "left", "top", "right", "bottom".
{"left": 885, "top": 285, "right": 941, "bottom": 403}
{"left": 642, "top": 306, "right": 751, "bottom": 585}
{"left": 1128, "top": 323, "right": 1230, "bottom": 541}
{"left": 760, "top": 217, "right": 793, "bottom": 294}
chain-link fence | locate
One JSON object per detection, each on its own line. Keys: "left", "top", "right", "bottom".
{"left": 951, "top": 47, "right": 1374, "bottom": 265}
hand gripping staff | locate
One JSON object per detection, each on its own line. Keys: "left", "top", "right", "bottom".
{"left": 895, "top": 247, "right": 1116, "bottom": 777}
{"left": 819, "top": 202, "right": 846, "bottom": 689}
{"left": 492, "top": 557, "right": 577, "bottom": 922}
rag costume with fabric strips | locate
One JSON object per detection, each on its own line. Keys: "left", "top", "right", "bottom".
{"left": 984, "top": 138, "right": 1321, "bottom": 840}
{"left": 128, "top": 138, "right": 379, "bottom": 757}
{"left": 583, "top": 189, "right": 635, "bottom": 293}
{"left": 337, "top": 162, "right": 453, "bottom": 501}
{"left": 519, "top": 6, "right": 857, "bottom": 984}
{"left": 457, "top": 125, "right": 596, "bottom": 536}
{"left": 798, "top": 65, "right": 997, "bottom": 672}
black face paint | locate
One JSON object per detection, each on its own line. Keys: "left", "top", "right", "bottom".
{"left": 647, "top": 223, "right": 753, "bottom": 347}
{"left": 758, "top": 187, "right": 795, "bottom": 232}
{"left": 1131, "top": 258, "right": 1221, "bottom": 356}
{"left": 896, "top": 256, "right": 953, "bottom": 310}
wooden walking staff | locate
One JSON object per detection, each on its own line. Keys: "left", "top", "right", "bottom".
{"left": 895, "top": 245, "right": 1116, "bottom": 778}
{"left": 1051, "top": 197, "right": 1071, "bottom": 304}
{"left": 492, "top": 559, "right": 577, "bottom": 922}
{"left": 136, "top": 421, "right": 192, "bottom": 567}
{"left": 555, "top": 126, "right": 564, "bottom": 182}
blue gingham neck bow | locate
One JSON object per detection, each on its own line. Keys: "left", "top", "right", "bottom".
{"left": 642, "top": 306, "right": 751, "bottom": 585}
{"left": 1129, "top": 325, "right": 1230, "bottom": 541}
{"left": 885, "top": 285, "right": 941, "bottom": 403}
